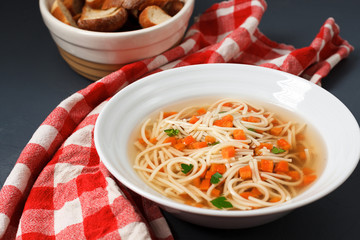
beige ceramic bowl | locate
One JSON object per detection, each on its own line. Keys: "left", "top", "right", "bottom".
{"left": 39, "top": 0, "right": 194, "bottom": 80}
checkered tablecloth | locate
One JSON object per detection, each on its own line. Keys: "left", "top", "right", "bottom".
{"left": 0, "top": 0, "right": 353, "bottom": 239}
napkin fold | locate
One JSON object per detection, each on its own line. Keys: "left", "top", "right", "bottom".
{"left": 0, "top": 0, "right": 353, "bottom": 239}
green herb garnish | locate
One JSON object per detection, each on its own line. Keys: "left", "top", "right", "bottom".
{"left": 248, "top": 128, "right": 256, "bottom": 132}
{"left": 164, "top": 129, "right": 179, "bottom": 137}
{"left": 210, "top": 172, "right": 222, "bottom": 184}
{"left": 271, "top": 147, "right": 285, "bottom": 154}
{"left": 181, "top": 164, "right": 193, "bottom": 174}
{"left": 210, "top": 196, "right": 233, "bottom": 209}
{"left": 208, "top": 141, "right": 220, "bottom": 146}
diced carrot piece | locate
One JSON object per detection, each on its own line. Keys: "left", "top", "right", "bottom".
{"left": 214, "top": 114, "right": 234, "bottom": 127}
{"left": 211, "top": 188, "right": 221, "bottom": 197}
{"left": 222, "top": 114, "right": 234, "bottom": 122}
{"left": 179, "top": 193, "right": 191, "bottom": 200}
{"left": 274, "top": 161, "right": 289, "bottom": 173}
{"left": 213, "top": 119, "right": 223, "bottom": 126}
{"left": 259, "top": 143, "right": 273, "bottom": 150}
{"left": 242, "top": 116, "right": 261, "bottom": 123}
{"left": 209, "top": 164, "right": 226, "bottom": 174}
{"left": 222, "top": 121, "right": 233, "bottom": 127}
{"left": 250, "top": 187, "right": 262, "bottom": 198}
{"left": 222, "top": 146, "right": 235, "bottom": 159}
{"left": 287, "top": 170, "right": 300, "bottom": 181}
{"left": 302, "top": 167, "right": 314, "bottom": 175}
{"left": 189, "top": 115, "right": 199, "bottom": 124}
{"left": 277, "top": 138, "right": 291, "bottom": 151}
{"left": 248, "top": 106, "right": 259, "bottom": 112}
{"left": 194, "top": 203, "right": 204, "bottom": 208}
{"left": 138, "top": 138, "right": 146, "bottom": 146}
{"left": 269, "top": 197, "right": 281, "bottom": 203}
{"left": 239, "top": 165, "right": 252, "bottom": 180}
{"left": 183, "top": 135, "right": 196, "bottom": 145}
{"left": 192, "top": 141, "right": 208, "bottom": 149}
{"left": 199, "top": 179, "right": 211, "bottom": 191}
{"left": 260, "top": 159, "right": 274, "bottom": 173}
{"left": 164, "top": 137, "right": 177, "bottom": 145}
{"left": 223, "top": 102, "right": 233, "bottom": 107}
{"left": 205, "top": 135, "right": 216, "bottom": 144}
{"left": 233, "top": 129, "right": 246, "bottom": 140}
{"left": 205, "top": 170, "right": 214, "bottom": 179}
{"left": 192, "top": 177, "right": 201, "bottom": 188}
{"left": 196, "top": 107, "right": 207, "bottom": 115}
{"left": 254, "top": 143, "right": 273, "bottom": 155}
{"left": 302, "top": 175, "right": 317, "bottom": 186}
{"left": 214, "top": 119, "right": 233, "bottom": 127}
{"left": 149, "top": 138, "right": 157, "bottom": 144}
{"left": 270, "top": 127, "right": 283, "bottom": 136}
{"left": 271, "top": 118, "right": 279, "bottom": 125}
{"left": 240, "top": 192, "right": 251, "bottom": 199}
{"left": 174, "top": 142, "right": 185, "bottom": 151}
{"left": 295, "top": 143, "right": 307, "bottom": 161}
{"left": 163, "top": 112, "right": 177, "bottom": 118}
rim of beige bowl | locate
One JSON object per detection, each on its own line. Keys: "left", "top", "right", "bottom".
{"left": 39, "top": 0, "right": 195, "bottom": 39}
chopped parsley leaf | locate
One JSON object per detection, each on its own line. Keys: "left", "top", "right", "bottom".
{"left": 210, "top": 172, "right": 222, "bottom": 184}
{"left": 164, "top": 129, "right": 179, "bottom": 137}
{"left": 181, "top": 164, "right": 193, "bottom": 174}
{"left": 208, "top": 141, "right": 220, "bottom": 146}
{"left": 271, "top": 147, "right": 286, "bottom": 154}
{"left": 211, "top": 196, "right": 233, "bottom": 209}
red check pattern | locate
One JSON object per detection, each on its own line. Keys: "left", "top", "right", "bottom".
{"left": 0, "top": 0, "right": 353, "bottom": 239}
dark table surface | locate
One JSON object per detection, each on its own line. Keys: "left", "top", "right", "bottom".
{"left": 1, "top": 0, "right": 360, "bottom": 239}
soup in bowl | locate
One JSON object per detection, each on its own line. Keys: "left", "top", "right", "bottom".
{"left": 94, "top": 64, "right": 360, "bottom": 228}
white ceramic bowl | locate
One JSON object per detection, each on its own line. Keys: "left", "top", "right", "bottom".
{"left": 94, "top": 64, "right": 360, "bottom": 228}
{"left": 39, "top": 0, "right": 194, "bottom": 80}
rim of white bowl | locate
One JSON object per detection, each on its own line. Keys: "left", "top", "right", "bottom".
{"left": 94, "top": 63, "right": 360, "bottom": 217}
{"left": 39, "top": 0, "right": 194, "bottom": 39}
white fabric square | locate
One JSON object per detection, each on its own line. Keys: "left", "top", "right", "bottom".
{"left": 106, "top": 177, "right": 122, "bottom": 204}
{"left": 118, "top": 222, "right": 151, "bottom": 240}
{"left": 216, "top": 5, "right": 234, "bottom": 17}
{"left": 29, "top": 125, "right": 59, "bottom": 151}
{"left": 58, "top": 92, "right": 84, "bottom": 112}
{"left": 54, "top": 163, "right": 85, "bottom": 187}
{"left": 4, "top": 163, "right": 31, "bottom": 193}
{"left": 251, "top": 0, "right": 265, "bottom": 10}
{"left": 240, "top": 16, "right": 258, "bottom": 36}
{"left": 0, "top": 213, "right": 10, "bottom": 239}
{"left": 182, "top": 38, "right": 197, "bottom": 55}
{"left": 216, "top": 37, "right": 240, "bottom": 62}
{"left": 147, "top": 55, "right": 168, "bottom": 70}
{"left": 64, "top": 125, "right": 94, "bottom": 148}
{"left": 54, "top": 198, "right": 83, "bottom": 234}
{"left": 327, "top": 53, "right": 341, "bottom": 68}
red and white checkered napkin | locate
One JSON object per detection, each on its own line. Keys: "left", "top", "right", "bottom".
{"left": 0, "top": 0, "right": 353, "bottom": 239}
